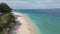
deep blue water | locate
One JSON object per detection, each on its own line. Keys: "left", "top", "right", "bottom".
{"left": 13, "top": 9, "right": 60, "bottom": 34}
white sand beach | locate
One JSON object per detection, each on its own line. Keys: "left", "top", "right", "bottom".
{"left": 9, "top": 12, "right": 36, "bottom": 34}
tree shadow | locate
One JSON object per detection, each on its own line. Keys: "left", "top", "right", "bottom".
{"left": 9, "top": 21, "right": 22, "bottom": 34}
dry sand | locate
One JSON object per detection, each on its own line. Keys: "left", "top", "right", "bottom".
{"left": 9, "top": 12, "right": 36, "bottom": 34}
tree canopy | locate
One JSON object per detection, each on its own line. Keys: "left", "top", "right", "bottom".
{"left": 0, "top": 3, "right": 16, "bottom": 34}
{"left": 0, "top": 3, "right": 12, "bottom": 13}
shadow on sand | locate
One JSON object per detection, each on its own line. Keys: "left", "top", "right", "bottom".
{"left": 9, "top": 21, "right": 22, "bottom": 34}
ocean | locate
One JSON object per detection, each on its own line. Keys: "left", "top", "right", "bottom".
{"left": 13, "top": 9, "right": 60, "bottom": 34}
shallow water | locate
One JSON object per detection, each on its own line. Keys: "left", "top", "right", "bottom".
{"left": 13, "top": 9, "right": 60, "bottom": 34}
{"left": 25, "top": 13, "right": 60, "bottom": 34}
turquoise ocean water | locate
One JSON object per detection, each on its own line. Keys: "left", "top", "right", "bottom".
{"left": 13, "top": 9, "right": 60, "bottom": 34}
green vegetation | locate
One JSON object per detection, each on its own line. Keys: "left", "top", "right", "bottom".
{"left": 0, "top": 3, "right": 12, "bottom": 13}
{"left": 0, "top": 3, "right": 16, "bottom": 34}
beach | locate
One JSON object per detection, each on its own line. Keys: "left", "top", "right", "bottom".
{"left": 9, "top": 12, "right": 36, "bottom": 34}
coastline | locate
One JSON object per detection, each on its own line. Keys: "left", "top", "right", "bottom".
{"left": 23, "top": 13, "right": 41, "bottom": 34}
{"left": 10, "top": 12, "right": 37, "bottom": 34}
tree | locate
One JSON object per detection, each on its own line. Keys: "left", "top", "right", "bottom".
{"left": 0, "top": 3, "right": 16, "bottom": 34}
{"left": 0, "top": 3, "right": 12, "bottom": 13}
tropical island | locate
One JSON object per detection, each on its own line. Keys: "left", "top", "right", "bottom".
{"left": 0, "top": 3, "right": 36, "bottom": 34}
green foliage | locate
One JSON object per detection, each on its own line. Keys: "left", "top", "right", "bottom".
{"left": 0, "top": 13, "right": 16, "bottom": 34}
{"left": 0, "top": 13, "right": 15, "bottom": 27}
{"left": 0, "top": 3, "right": 16, "bottom": 34}
{"left": 0, "top": 3, "right": 12, "bottom": 13}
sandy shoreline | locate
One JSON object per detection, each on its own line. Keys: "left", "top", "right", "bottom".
{"left": 9, "top": 12, "right": 36, "bottom": 34}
